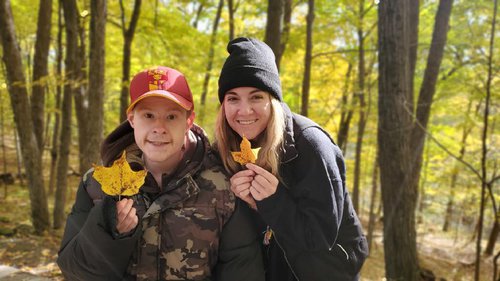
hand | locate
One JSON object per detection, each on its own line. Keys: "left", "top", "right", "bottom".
{"left": 246, "top": 163, "right": 279, "bottom": 201}
{"left": 116, "top": 198, "right": 138, "bottom": 234}
{"left": 230, "top": 169, "right": 257, "bottom": 209}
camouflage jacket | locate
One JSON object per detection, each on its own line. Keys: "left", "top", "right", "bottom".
{"left": 58, "top": 124, "right": 236, "bottom": 281}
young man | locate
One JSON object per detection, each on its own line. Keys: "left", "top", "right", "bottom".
{"left": 57, "top": 66, "right": 264, "bottom": 281}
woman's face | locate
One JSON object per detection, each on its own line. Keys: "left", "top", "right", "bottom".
{"left": 222, "top": 87, "right": 272, "bottom": 140}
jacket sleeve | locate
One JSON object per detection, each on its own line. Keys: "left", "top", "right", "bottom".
{"left": 256, "top": 127, "right": 348, "bottom": 266}
{"left": 215, "top": 199, "right": 265, "bottom": 281}
{"left": 57, "top": 178, "right": 141, "bottom": 281}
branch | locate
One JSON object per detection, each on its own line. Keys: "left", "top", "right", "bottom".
{"left": 312, "top": 48, "right": 376, "bottom": 59}
{"left": 490, "top": 175, "right": 500, "bottom": 185}
{"left": 403, "top": 103, "right": 483, "bottom": 180}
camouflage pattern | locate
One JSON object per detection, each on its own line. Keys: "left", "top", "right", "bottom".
{"left": 86, "top": 125, "right": 235, "bottom": 280}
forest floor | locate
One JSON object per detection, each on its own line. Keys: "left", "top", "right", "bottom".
{"left": 0, "top": 183, "right": 497, "bottom": 281}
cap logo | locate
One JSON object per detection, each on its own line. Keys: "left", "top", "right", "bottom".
{"left": 148, "top": 68, "right": 168, "bottom": 91}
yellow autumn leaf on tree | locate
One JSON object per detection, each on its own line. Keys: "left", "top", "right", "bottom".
{"left": 93, "top": 151, "right": 147, "bottom": 196}
{"left": 231, "top": 136, "right": 260, "bottom": 165}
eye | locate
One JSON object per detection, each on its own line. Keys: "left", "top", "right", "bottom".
{"left": 225, "top": 95, "right": 239, "bottom": 102}
{"left": 166, "top": 114, "right": 177, "bottom": 120}
{"left": 144, "top": 112, "right": 154, "bottom": 119}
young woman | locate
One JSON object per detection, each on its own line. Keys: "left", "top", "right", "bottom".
{"left": 214, "top": 37, "right": 369, "bottom": 281}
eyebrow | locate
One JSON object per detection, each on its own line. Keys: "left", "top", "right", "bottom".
{"left": 226, "top": 89, "right": 264, "bottom": 96}
{"left": 137, "top": 106, "right": 183, "bottom": 114}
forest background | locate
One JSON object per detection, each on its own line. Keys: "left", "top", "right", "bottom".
{"left": 0, "top": 0, "right": 498, "bottom": 280}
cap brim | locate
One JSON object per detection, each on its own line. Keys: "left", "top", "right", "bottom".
{"left": 126, "top": 90, "right": 193, "bottom": 114}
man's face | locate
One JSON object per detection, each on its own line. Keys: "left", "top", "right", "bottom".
{"left": 127, "top": 96, "right": 193, "bottom": 170}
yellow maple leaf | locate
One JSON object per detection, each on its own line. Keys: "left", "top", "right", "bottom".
{"left": 231, "top": 136, "right": 261, "bottom": 165}
{"left": 93, "top": 151, "right": 147, "bottom": 196}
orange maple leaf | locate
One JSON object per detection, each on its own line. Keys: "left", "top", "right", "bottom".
{"left": 93, "top": 151, "right": 147, "bottom": 196}
{"left": 231, "top": 136, "right": 260, "bottom": 165}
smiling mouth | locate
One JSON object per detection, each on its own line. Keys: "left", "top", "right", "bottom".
{"left": 147, "top": 140, "right": 169, "bottom": 146}
{"left": 237, "top": 120, "right": 257, "bottom": 125}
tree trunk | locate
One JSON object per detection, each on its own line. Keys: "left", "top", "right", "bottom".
{"left": 54, "top": 0, "right": 80, "bottom": 229}
{"left": 119, "top": 0, "right": 142, "bottom": 122}
{"left": 336, "top": 62, "right": 353, "bottom": 153}
{"left": 84, "top": 0, "right": 107, "bottom": 169}
{"left": 74, "top": 8, "right": 89, "bottom": 176}
{"left": 443, "top": 108, "right": 471, "bottom": 231}
{"left": 227, "top": 0, "right": 235, "bottom": 40}
{"left": 279, "top": 0, "right": 292, "bottom": 64}
{"left": 300, "top": 0, "right": 314, "bottom": 117}
{"left": 200, "top": 0, "right": 223, "bottom": 108}
{"left": 192, "top": 2, "right": 203, "bottom": 29}
{"left": 377, "top": 0, "right": 418, "bottom": 279}
{"left": 485, "top": 216, "right": 499, "bottom": 256}
{"left": 49, "top": 0, "right": 64, "bottom": 196}
{"left": 31, "top": 0, "right": 52, "bottom": 152}
{"left": 14, "top": 128, "right": 24, "bottom": 186}
{"left": 352, "top": 0, "right": 367, "bottom": 212}
{"left": 265, "top": 0, "right": 283, "bottom": 68}
{"left": 0, "top": 91, "right": 6, "bottom": 199}
{"left": 476, "top": 0, "right": 497, "bottom": 277}
{"left": 0, "top": 0, "right": 50, "bottom": 234}
{"left": 367, "top": 152, "right": 379, "bottom": 252}
{"left": 352, "top": 91, "right": 366, "bottom": 213}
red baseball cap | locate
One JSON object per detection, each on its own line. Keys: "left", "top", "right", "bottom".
{"left": 127, "top": 66, "right": 194, "bottom": 113}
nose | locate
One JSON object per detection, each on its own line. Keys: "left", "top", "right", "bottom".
{"left": 238, "top": 101, "right": 254, "bottom": 115}
{"left": 152, "top": 119, "right": 167, "bottom": 134}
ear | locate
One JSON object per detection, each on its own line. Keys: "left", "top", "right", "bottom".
{"left": 187, "top": 111, "right": 195, "bottom": 130}
{"left": 127, "top": 111, "right": 135, "bottom": 128}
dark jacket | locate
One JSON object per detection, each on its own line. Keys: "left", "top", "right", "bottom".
{"left": 254, "top": 104, "right": 368, "bottom": 281}
{"left": 57, "top": 123, "right": 264, "bottom": 281}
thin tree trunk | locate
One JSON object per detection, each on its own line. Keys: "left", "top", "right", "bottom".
{"left": 227, "top": 0, "right": 235, "bottom": 40}
{"left": 199, "top": 0, "right": 223, "bottom": 125}
{"left": 279, "top": 0, "right": 292, "bottom": 64}
{"left": 337, "top": 63, "right": 353, "bottom": 153}
{"left": 84, "top": 0, "right": 107, "bottom": 170}
{"left": 443, "top": 104, "right": 471, "bottom": 231}
{"left": 192, "top": 2, "right": 203, "bottom": 29}
{"left": 485, "top": 217, "right": 499, "bottom": 255}
{"left": 14, "top": 128, "right": 23, "bottom": 186}
{"left": 352, "top": 0, "right": 367, "bottom": 212}
{"left": 54, "top": 0, "right": 79, "bottom": 229}
{"left": 475, "top": 0, "right": 497, "bottom": 277}
{"left": 119, "top": 0, "right": 142, "bottom": 122}
{"left": 410, "top": 0, "right": 454, "bottom": 164}
{"left": 49, "top": 0, "right": 64, "bottom": 195}
{"left": 300, "top": 0, "right": 314, "bottom": 117}
{"left": 31, "top": 0, "right": 52, "bottom": 152}
{"left": 75, "top": 7, "right": 89, "bottom": 176}
{"left": 265, "top": 0, "right": 283, "bottom": 68}
{"left": 409, "top": 0, "right": 454, "bottom": 231}
{"left": 493, "top": 250, "right": 500, "bottom": 281}
{"left": 0, "top": 0, "right": 50, "bottom": 234}
{"left": 0, "top": 93, "right": 6, "bottom": 199}
{"left": 367, "top": 152, "right": 379, "bottom": 252}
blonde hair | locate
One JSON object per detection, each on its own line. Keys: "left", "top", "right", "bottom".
{"left": 215, "top": 98, "right": 286, "bottom": 177}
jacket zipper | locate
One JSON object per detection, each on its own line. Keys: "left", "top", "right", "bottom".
{"left": 157, "top": 213, "right": 162, "bottom": 280}
{"left": 273, "top": 234, "right": 300, "bottom": 280}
